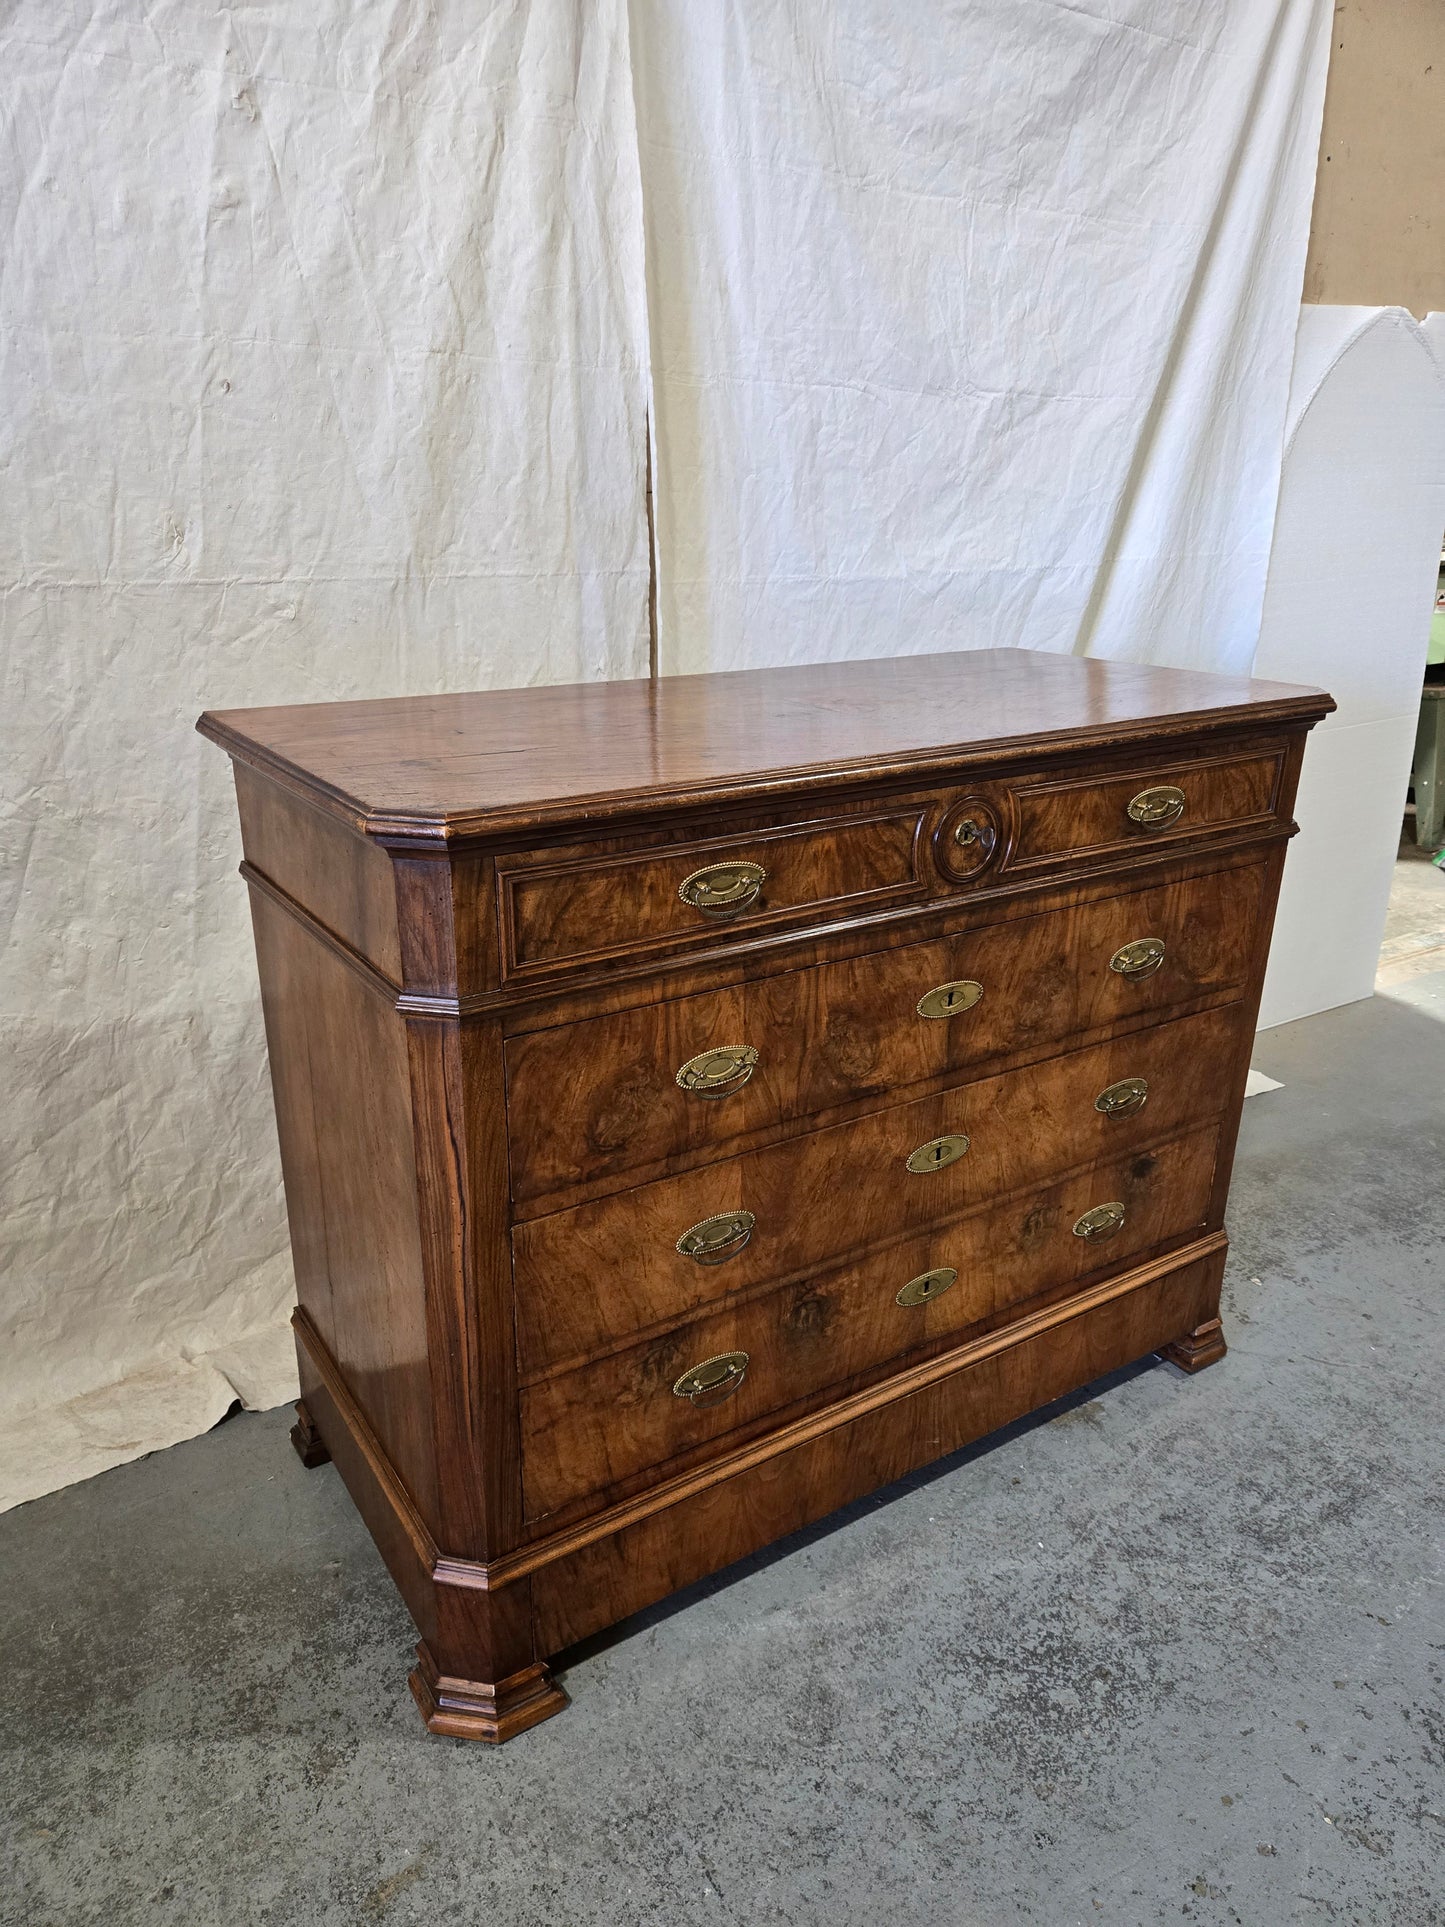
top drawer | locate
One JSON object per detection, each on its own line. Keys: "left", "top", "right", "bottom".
{"left": 1010, "top": 751, "right": 1282, "bottom": 870}
{"left": 495, "top": 803, "right": 930, "bottom": 981}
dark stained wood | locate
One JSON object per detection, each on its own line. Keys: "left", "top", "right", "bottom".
{"left": 197, "top": 648, "right": 1332, "bottom": 844}
{"left": 530, "top": 1240, "right": 1226, "bottom": 1653}
{"left": 235, "top": 764, "right": 402, "bottom": 979}
{"left": 1008, "top": 749, "right": 1282, "bottom": 868}
{"left": 499, "top": 802, "right": 928, "bottom": 975}
{"left": 248, "top": 888, "right": 440, "bottom": 1529}
{"left": 520, "top": 1123, "right": 1221, "bottom": 1519}
{"left": 201, "top": 648, "right": 1330, "bottom": 1742}
{"left": 409, "top": 1643, "right": 568, "bottom": 1745}
{"left": 512, "top": 1002, "right": 1242, "bottom": 1377}
{"left": 505, "top": 860, "right": 1266, "bottom": 1213}
{"left": 290, "top": 1399, "right": 331, "bottom": 1468}
{"left": 1162, "top": 1317, "right": 1228, "bottom": 1372}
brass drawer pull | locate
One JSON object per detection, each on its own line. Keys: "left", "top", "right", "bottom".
{"left": 1110, "top": 936, "right": 1166, "bottom": 980}
{"left": 675, "top": 1044, "right": 759, "bottom": 1099}
{"left": 905, "top": 1133, "right": 971, "bottom": 1175}
{"left": 917, "top": 978, "right": 984, "bottom": 1021}
{"left": 676, "top": 1209, "right": 755, "bottom": 1265}
{"left": 678, "top": 861, "right": 766, "bottom": 918}
{"left": 673, "top": 1350, "right": 749, "bottom": 1407}
{"left": 1127, "top": 784, "right": 1186, "bottom": 828}
{"left": 896, "top": 1265, "right": 958, "bottom": 1307}
{"left": 1073, "top": 1201, "right": 1126, "bottom": 1240}
{"left": 1095, "top": 1076, "right": 1148, "bottom": 1119}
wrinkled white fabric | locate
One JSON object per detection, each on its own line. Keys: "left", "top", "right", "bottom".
{"left": 632, "top": 0, "right": 1332, "bottom": 676}
{"left": 3, "top": 0, "right": 1335, "bottom": 1511}
{"left": 0, "top": 0, "right": 650, "bottom": 1510}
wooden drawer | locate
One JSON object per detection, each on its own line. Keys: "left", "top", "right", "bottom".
{"left": 505, "top": 862, "right": 1265, "bottom": 1212}
{"left": 496, "top": 803, "right": 929, "bottom": 980}
{"left": 520, "top": 1122, "right": 1221, "bottom": 1518}
{"left": 513, "top": 1001, "right": 1241, "bottom": 1378}
{"left": 1010, "top": 751, "right": 1282, "bottom": 869}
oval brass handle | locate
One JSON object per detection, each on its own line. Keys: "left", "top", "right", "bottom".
{"left": 1110, "top": 937, "right": 1166, "bottom": 980}
{"left": 678, "top": 861, "right": 766, "bottom": 918}
{"left": 1074, "top": 1201, "right": 1126, "bottom": 1240}
{"left": 676, "top": 1209, "right": 755, "bottom": 1265}
{"left": 896, "top": 1265, "right": 958, "bottom": 1308}
{"left": 1095, "top": 1076, "right": 1148, "bottom": 1119}
{"left": 905, "top": 1133, "right": 971, "bottom": 1175}
{"left": 675, "top": 1044, "right": 759, "bottom": 1099}
{"left": 1127, "top": 785, "right": 1186, "bottom": 829}
{"left": 673, "top": 1350, "right": 749, "bottom": 1407}
{"left": 917, "top": 979, "right": 984, "bottom": 1021}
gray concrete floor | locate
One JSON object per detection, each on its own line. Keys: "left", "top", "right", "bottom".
{"left": 4, "top": 872, "right": 1445, "bottom": 1927}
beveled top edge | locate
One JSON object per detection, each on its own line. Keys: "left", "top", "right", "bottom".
{"left": 197, "top": 648, "right": 1333, "bottom": 845}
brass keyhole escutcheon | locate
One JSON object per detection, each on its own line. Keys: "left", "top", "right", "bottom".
{"left": 1109, "top": 936, "right": 1166, "bottom": 980}
{"left": 896, "top": 1265, "right": 958, "bottom": 1308}
{"left": 672, "top": 1351, "right": 749, "bottom": 1407}
{"left": 935, "top": 798, "right": 1002, "bottom": 883}
{"left": 917, "top": 978, "right": 984, "bottom": 1021}
{"left": 1073, "top": 1201, "right": 1126, "bottom": 1240}
{"left": 678, "top": 860, "right": 766, "bottom": 919}
{"left": 905, "top": 1133, "right": 971, "bottom": 1175}
{"left": 675, "top": 1044, "right": 759, "bottom": 1099}
{"left": 1095, "top": 1076, "right": 1148, "bottom": 1119}
{"left": 675, "top": 1210, "right": 756, "bottom": 1265}
{"left": 1127, "top": 785, "right": 1186, "bottom": 829}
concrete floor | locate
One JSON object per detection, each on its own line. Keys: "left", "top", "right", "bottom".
{"left": 4, "top": 877, "right": 1444, "bottom": 1926}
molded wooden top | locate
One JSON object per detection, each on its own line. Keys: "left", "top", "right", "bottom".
{"left": 198, "top": 648, "right": 1332, "bottom": 844}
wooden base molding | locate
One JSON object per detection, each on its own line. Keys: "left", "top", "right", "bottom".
{"left": 290, "top": 1399, "right": 331, "bottom": 1468}
{"left": 408, "top": 1643, "right": 568, "bottom": 1745}
{"left": 1161, "top": 1317, "right": 1228, "bottom": 1373}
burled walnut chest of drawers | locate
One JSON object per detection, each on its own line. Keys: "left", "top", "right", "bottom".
{"left": 200, "top": 648, "right": 1331, "bottom": 1742}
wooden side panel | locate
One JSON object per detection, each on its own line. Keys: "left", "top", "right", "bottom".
{"left": 248, "top": 889, "right": 439, "bottom": 1526}
{"left": 505, "top": 860, "right": 1267, "bottom": 1211}
{"left": 513, "top": 1002, "right": 1243, "bottom": 1375}
{"left": 520, "top": 1123, "right": 1221, "bottom": 1519}
{"left": 235, "top": 763, "right": 402, "bottom": 979}
{"left": 530, "top": 1246, "right": 1222, "bottom": 1654}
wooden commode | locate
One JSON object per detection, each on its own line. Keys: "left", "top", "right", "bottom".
{"left": 198, "top": 648, "right": 1332, "bottom": 1742}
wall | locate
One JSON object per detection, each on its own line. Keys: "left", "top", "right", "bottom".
{"left": 1303, "top": 0, "right": 1445, "bottom": 316}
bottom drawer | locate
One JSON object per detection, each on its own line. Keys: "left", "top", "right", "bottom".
{"left": 520, "top": 1121, "right": 1220, "bottom": 1520}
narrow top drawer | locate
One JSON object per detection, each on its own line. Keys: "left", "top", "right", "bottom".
{"left": 1011, "top": 751, "right": 1282, "bottom": 869}
{"left": 496, "top": 804, "right": 929, "bottom": 979}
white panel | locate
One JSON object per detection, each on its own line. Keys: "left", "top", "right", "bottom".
{"left": 1258, "top": 716, "right": 1421, "bottom": 1030}
{"left": 1254, "top": 306, "right": 1445, "bottom": 1031}
{"left": 1255, "top": 308, "right": 1445, "bottom": 726}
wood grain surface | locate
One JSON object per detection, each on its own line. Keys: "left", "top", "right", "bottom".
{"left": 198, "top": 648, "right": 1332, "bottom": 843}
{"left": 512, "top": 1002, "right": 1242, "bottom": 1375}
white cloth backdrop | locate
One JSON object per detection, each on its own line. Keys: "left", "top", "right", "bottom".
{"left": 0, "top": 0, "right": 651, "bottom": 1509}
{"left": 634, "top": 0, "right": 1332, "bottom": 675}
{"left": 2, "top": 0, "right": 1332, "bottom": 1509}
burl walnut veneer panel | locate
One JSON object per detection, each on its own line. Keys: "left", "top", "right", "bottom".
{"left": 199, "top": 648, "right": 1331, "bottom": 1742}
